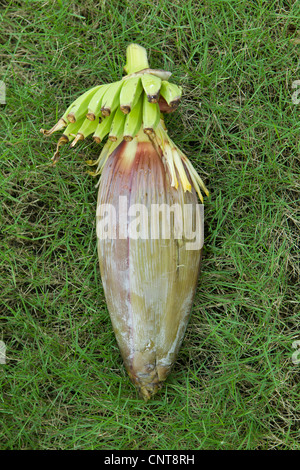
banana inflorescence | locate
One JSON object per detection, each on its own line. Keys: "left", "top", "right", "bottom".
{"left": 41, "top": 43, "right": 210, "bottom": 401}
{"left": 40, "top": 45, "right": 183, "bottom": 163}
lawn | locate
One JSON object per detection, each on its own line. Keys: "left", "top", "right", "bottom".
{"left": 0, "top": 0, "right": 299, "bottom": 450}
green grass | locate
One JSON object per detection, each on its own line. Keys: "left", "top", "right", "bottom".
{"left": 1, "top": 0, "right": 299, "bottom": 450}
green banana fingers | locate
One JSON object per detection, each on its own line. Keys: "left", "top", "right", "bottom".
{"left": 119, "top": 76, "right": 143, "bottom": 114}
{"left": 62, "top": 118, "right": 86, "bottom": 142}
{"left": 93, "top": 113, "right": 115, "bottom": 144}
{"left": 86, "top": 84, "right": 111, "bottom": 121}
{"left": 70, "top": 117, "right": 100, "bottom": 147}
{"left": 101, "top": 80, "right": 124, "bottom": 116}
{"left": 41, "top": 46, "right": 186, "bottom": 166}
{"left": 66, "top": 85, "right": 103, "bottom": 123}
{"left": 142, "top": 92, "right": 161, "bottom": 135}
{"left": 109, "top": 107, "right": 126, "bottom": 141}
{"left": 123, "top": 95, "right": 143, "bottom": 141}
{"left": 160, "top": 81, "right": 182, "bottom": 109}
{"left": 40, "top": 87, "right": 101, "bottom": 135}
{"left": 141, "top": 73, "right": 162, "bottom": 103}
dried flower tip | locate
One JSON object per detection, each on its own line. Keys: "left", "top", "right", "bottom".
{"left": 69, "top": 133, "right": 84, "bottom": 148}
{"left": 40, "top": 118, "right": 67, "bottom": 136}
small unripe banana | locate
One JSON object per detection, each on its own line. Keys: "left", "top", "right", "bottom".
{"left": 93, "top": 113, "right": 115, "bottom": 144}
{"left": 70, "top": 117, "right": 100, "bottom": 147}
{"left": 141, "top": 74, "right": 162, "bottom": 103}
{"left": 101, "top": 80, "right": 124, "bottom": 116}
{"left": 109, "top": 107, "right": 126, "bottom": 141}
{"left": 119, "top": 76, "right": 143, "bottom": 114}
{"left": 66, "top": 85, "right": 102, "bottom": 123}
{"left": 142, "top": 92, "right": 161, "bottom": 135}
{"left": 40, "top": 89, "right": 101, "bottom": 136}
{"left": 86, "top": 84, "right": 111, "bottom": 121}
{"left": 62, "top": 118, "right": 86, "bottom": 142}
{"left": 123, "top": 95, "right": 143, "bottom": 141}
{"left": 160, "top": 81, "right": 182, "bottom": 109}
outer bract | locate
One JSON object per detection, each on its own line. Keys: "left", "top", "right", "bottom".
{"left": 96, "top": 127, "right": 203, "bottom": 400}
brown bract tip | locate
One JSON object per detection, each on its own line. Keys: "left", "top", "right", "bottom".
{"left": 67, "top": 112, "right": 76, "bottom": 123}
{"left": 143, "top": 128, "right": 154, "bottom": 136}
{"left": 127, "top": 367, "right": 165, "bottom": 402}
{"left": 40, "top": 118, "right": 67, "bottom": 136}
{"left": 86, "top": 112, "right": 96, "bottom": 121}
{"left": 147, "top": 94, "right": 159, "bottom": 103}
{"left": 101, "top": 107, "right": 111, "bottom": 117}
{"left": 120, "top": 105, "right": 130, "bottom": 114}
{"left": 50, "top": 135, "right": 69, "bottom": 165}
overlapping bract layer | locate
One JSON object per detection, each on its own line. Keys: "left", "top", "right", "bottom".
{"left": 96, "top": 129, "right": 204, "bottom": 400}
{"left": 83, "top": 120, "right": 208, "bottom": 203}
